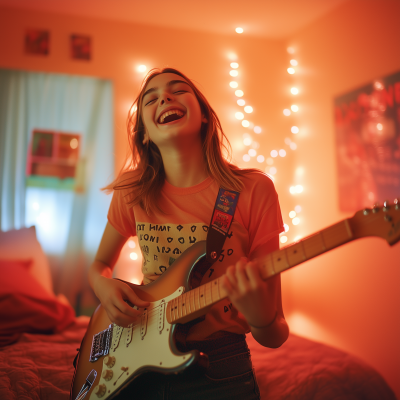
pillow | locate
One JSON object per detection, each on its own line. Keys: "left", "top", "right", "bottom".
{"left": 0, "top": 226, "right": 53, "bottom": 294}
{"left": 0, "top": 259, "right": 76, "bottom": 347}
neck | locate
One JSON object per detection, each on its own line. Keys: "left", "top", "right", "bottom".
{"left": 159, "top": 136, "right": 209, "bottom": 188}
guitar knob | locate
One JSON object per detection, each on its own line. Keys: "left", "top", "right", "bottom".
{"left": 93, "top": 384, "right": 106, "bottom": 398}
{"left": 102, "top": 369, "right": 113, "bottom": 381}
{"left": 104, "top": 355, "right": 115, "bottom": 368}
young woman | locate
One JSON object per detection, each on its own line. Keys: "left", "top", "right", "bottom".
{"left": 88, "top": 67, "right": 289, "bottom": 399}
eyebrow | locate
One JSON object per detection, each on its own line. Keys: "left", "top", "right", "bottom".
{"left": 142, "top": 80, "right": 191, "bottom": 99}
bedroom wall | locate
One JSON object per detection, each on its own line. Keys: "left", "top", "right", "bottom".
{"left": 282, "top": 0, "right": 400, "bottom": 397}
{"left": 0, "top": 9, "right": 294, "bottom": 311}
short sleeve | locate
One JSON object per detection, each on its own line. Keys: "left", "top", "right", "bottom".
{"left": 107, "top": 188, "right": 136, "bottom": 238}
{"left": 238, "top": 172, "right": 284, "bottom": 257}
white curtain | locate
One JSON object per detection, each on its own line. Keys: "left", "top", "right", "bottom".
{"left": 0, "top": 69, "right": 114, "bottom": 306}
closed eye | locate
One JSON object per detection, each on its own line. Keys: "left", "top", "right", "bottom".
{"left": 145, "top": 90, "right": 186, "bottom": 106}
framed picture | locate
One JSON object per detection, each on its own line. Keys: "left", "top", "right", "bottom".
{"left": 334, "top": 71, "right": 400, "bottom": 212}
{"left": 70, "top": 34, "right": 91, "bottom": 60}
{"left": 25, "top": 29, "right": 49, "bottom": 55}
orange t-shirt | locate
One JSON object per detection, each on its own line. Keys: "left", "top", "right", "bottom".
{"left": 107, "top": 170, "right": 284, "bottom": 341}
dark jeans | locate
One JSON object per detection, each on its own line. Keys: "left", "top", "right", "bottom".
{"left": 119, "top": 332, "right": 260, "bottom": 400}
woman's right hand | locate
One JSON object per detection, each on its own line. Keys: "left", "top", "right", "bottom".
{"left": 94, "top": 276, "right": 150, "bottom": 327}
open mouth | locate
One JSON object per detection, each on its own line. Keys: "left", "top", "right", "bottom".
{"left": 158, "top": 109, "right": 185, "bottom": 124}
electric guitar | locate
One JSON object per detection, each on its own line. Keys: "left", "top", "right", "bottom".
{"left": 71, "top": 201, "right": 400, "bottom": 400}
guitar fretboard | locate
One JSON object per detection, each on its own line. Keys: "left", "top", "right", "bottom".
{"left": 167, "top": 219, "right": 353, "bottom": 324}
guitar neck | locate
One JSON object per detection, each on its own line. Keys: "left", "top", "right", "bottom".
{"left": 167, "top": 218, "right": 354, "bottom": 325}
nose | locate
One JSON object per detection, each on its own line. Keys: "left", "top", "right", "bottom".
{"left": 160, "top": 93, "right": 172, "bottom": 105}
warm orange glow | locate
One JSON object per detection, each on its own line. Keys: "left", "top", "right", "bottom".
{"left": 70, "top": 138, "right": 78, "bottom": 149}
{"left": 235, "top": 27, "right": 244, "bottom": 34}
{"left": 291, "top": 87, "right": 299, "bottom": 95}
{"left": 137, "top": 65, "right": 147, "bottom": 72}
{"left": 235, "top": 90, "right": 244, "bottom": 97}
{"left": 230, "top": 62, "right": 239, "bottom": 69}
{"left": 130, "top": 252, "right": 138, "bottom": 260}
{"left": 266, "top": 157, "right": 273, "bottom": 165}
{"left": 242, "top": 120, "right": 250, "bottom": 127}
{"left": 244, "top": 106, "right": 253, "bottom": 113}
{"left": 248, "top": 148, "right": 256, "bottom": 157}
{"left": 254, "top": 126, "right": 262, "bottom": 134}
{"left": 291, "top": 126, "right": 299, "bottom": 134}
{"left": 283, "top": 109, "right": 291, "bottom": 116}
{"left": 230, "top": 81, "right": 238, "bottom": 88}
{"left": 235, "top": 112, "right": 244, "bottom": 120}
{"left": 270, "top": 150, "right": 278, "bottom": 157}
{"left": 242, "top": 154, "right": 250, "bottom": 162}
{"left": 128, "top": 240, "right": 135, "bottom": 248}
{"left": 287, "top": 67, "right": 295, "bottom": 74}
{"left": 287, "top": 47, "right": 295, "bottom": 54}
{"left": 256, "top": 155, "right": 265, "bottom": 163}
{"left": 291, "top": 104, "right": 299, "bottom": 112}
{"left": 292, "top": 217, "right": 300, "bottom": 225}
{"left": 289, "top": 210, "right": 296, "bottom": 218}
{"left": 243, "top": 137, "right": 252, "bottom": 146}
{"left": 237, "top": 99, "right": 245, "bottom": 106}
{"left": 290, "top": 142, "right": 297, "bottom": 150}
{"left": 290, "top": 59, "right": 298, "bottom": 66}
{"left": 279, "top": 149, "right": 286, "bottom": 157}
{"left": 230, "top": 70, "right": 239, "bottom": 77}
{"left": 280, "top": 236, "right": 288, "bottom": 243}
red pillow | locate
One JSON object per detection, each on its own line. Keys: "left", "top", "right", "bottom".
{"left": 0, "top": 259, "right": 76, "bottom": 347}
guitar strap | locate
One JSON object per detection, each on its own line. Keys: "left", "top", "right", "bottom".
{"left": 206, "top": 187, "right": 240, "bottom": 265}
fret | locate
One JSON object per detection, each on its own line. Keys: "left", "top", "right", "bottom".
{"left": 205, "top": 282, "right": 212, "bottom": 305}
{"left": 261, "top": 253, "right": 275, "bottom": 280}
{"left": 286, "top": 241, "right": 307, "bottom": 267}
{"left": 271, "top": 249, "right": 290, "bottom": 274}
{"left": 178, "top": 295, "right": 182, "bottom": 319}
{"left": 190, "top": 289, "right": 195, "bottom": 313}
{"left": 212, "top": 279, "right": 220, "bottom": 302}
{"left": 196, "top": 287, "right": 201, "bottom": 310}
{"left": 322, "top": 220, "right": 353, "bottom": 249}
{"left": 199, "top": 285, "right": 206, "bottom": 308}
{"left": 302, "top": 233, "right": 326, "bottom": 259}
{"left": 182, "top": 292, "right": 187, "bottom": 317}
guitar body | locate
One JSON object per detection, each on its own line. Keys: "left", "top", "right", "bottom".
{"left": 71, "top": 241, "right": 210, "bottom": 400}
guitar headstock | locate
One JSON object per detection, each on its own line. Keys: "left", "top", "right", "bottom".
{"left": 349, "top": 199, "right": 400, "bottom": 245}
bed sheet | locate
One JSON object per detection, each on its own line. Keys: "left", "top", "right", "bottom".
{"left": 0, "top": 317, "right": 396, "bottom": 400}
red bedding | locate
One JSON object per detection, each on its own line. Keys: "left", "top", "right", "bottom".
{"left": 0, "top": 317, "right": 396, "bottom": 400}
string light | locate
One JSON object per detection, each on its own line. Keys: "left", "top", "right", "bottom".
{"left": 291, "top": 87, "right": 299, "bottom": 95}
{"left": 235, "top": 27, "right": 244, "bottom": 34}
{"left": 231, "top": 62, "right": 239, "bottom": 68}
{"left": 235, "top": 112, "right": 244, "bottom": 120}
{"left": 248, "top": 149, "right": 257, "bottom": 157}
{"left": 290, "top": 59, "right": 298, "bottom": 66}
{"left": 254, "top": 126, "right": 262, "bottom": 134}
{"left": 287, "top": 47, "right": 295, "bottom": 54}
{"left": 130, "top": 252, "right": 138, "bottom": 260}
{"left": 237, "top": 99, "right": 245, "bottom": 106}
{"left": 235, "top": 90, "right": 244, "bottom": 97}
{"left": 243, "top": 154, "right": 250, "bottom": 162}
{"left": 284, "top": 223, "right": 289, "bottom": 232}
{"left": 283, "top": 109, "right": 291, "bottom": 116}
{"left": 128, "top": 240, "right": 136, "bottom": 248}
{"left": 289, "top": 211, "right": 296, "bottom": 218}
{"left": 287, "top": 68, "right": 295, "bottom": 74}
{"left": 280, "top": 236, "right": 288, "bottom": 244}
{"left": 230, "top": 81, "right": 239, "bottom": 88}
{"left": 279, "top": 149, "right": 286, "bottom": 157}
{"left": 291, "top": 105, "right": 299, "bottom": 112}
{"left": 137, "top": 65, "right": 147, "bottom": 72}
{"left": 294, "top": 205, "right": 302, "bottom": 213}
{"left": 292, "top": 217, "right": 300, "bottom": 225}
{"left": 270, "top": 150, "right": 278, "bottom": 157}
{"left": 290, "top": 142, "right": 297, "bottom": 150}
{"left": 244, "top": 106, "right": 253, "bottom": 113}
{"left": 242, "top": 120, "right": 250, "bottom": 127}
{"left": 291, "top": 126, "right": 299, "bottom": 134}
{"left": 230, "top": 70, "right": 239, "bottom": 77}
{"left": 243, "top": 137, "right": 252, "bottom": 146}
{"left": 269, "top": 167, "right": 277, "bottom": 175}
{"left": 257, "top": 155, "right": 265, "bottom": 163}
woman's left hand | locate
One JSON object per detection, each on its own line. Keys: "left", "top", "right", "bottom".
{"left": 221, "top": 257, "right": 277, "bottom": 328}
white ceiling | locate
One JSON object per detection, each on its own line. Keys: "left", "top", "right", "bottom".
{"left": 0, "top": 0, "right": 349, "bottom": 39}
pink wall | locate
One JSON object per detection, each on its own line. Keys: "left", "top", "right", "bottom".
{"left": 283, "top": 0, "right": 400, "bottom": 397}
{"left": 1, "top": 2, "right": 399, "bottom": 397}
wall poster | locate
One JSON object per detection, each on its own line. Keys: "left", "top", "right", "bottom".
{"left": 334, "top": 70, "right": 400, "bottom": 212}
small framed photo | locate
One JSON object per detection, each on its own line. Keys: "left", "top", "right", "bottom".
{"left": 25, "top": 29, "right": 49, "bottom": 55}
{"left": 70, "top": 34, "right": 91, "bottom": 60}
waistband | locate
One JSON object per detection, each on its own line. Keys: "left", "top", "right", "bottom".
{"left": 184, "top": 331, "right": 246, "bottom": 353}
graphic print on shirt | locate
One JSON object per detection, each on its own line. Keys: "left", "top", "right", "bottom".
{"left": 137, "top": 222, "right": 236, "bottom": 285}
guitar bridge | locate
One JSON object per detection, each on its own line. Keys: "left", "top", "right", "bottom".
{"left": 89, "top": 325, "right": 112, "bottom": 362}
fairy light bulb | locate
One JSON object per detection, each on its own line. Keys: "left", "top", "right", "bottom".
{"left": 253, "top": 126, "right": 261, "bottom": 134}
{"left": 270, "top": 150, "right": 278, "bottom": 158}
{"left": 137, "top": 65, "right": 147, "bottom": 72}
{"left": 235, "top": 27, "right": 244, "bottom": 34}
{"left": 291, "top": 87, "right": 299, "bottom": 95}
{"left": 291, "top": 126, "right": 299, "bottom": 134}
{"left": 280, "top": 236, "right": 288, "bottom": 244}
{"left": 292, "top": 217, "right": 300, "bottom": 225}
{"left": 257, "top": 155, "right": 265, "bottom": 163}
{"left": 243, "top": 154, "right": 250, "bottom": 162}
{"left": 284, "top": 224, "right": 289, "bottom": 232}
{"left": 237, "top": 99, "right": 245, "bottom": 106}
{"left": 242, "top": 120, "right": 250, "bottom": 127}
{"left": 289, "top": 211, "right": 296, "bottom": 218}
{"left": 235, "top": 90, "right": 244, "bottom": 97}
{"left": 230, "top": 81, "right": 238, "bottom": 88}
{"left": 244, "top": 106, "right": 253, "bottom": 113}
{"left": 230, "top": 70, "right": 239, "bottom": 77}
{"left": 290, "top": 59, "right": 298, "bottom": 66}
{"left": 231, "top": 62, "right": 239, "bottom": 68}
{"left": 269, "top": 167, "right": 277, "bottom": 175}
{"left": 283, "top": 109, "right": 291, "bottom": 116}
{"left": 248, "top": 149, "right": 257, "bottom": 157}
{"left": 130, "top": 252, "right": 138, "bottom": 260}
{"left": 243, "top": 137, "right": 252, "bottom": 146}
{"left": 279, "top": 149, "right": 286, "bottom": 157}
{"left": 287, "top": 47, "right": 295, "bottom": 54}
{"left": 290, "top": 142, "right": 297, "bottom": 150}
{"left": 294, "top": 205, "right": 302, "bottom": 213}
{"left": 128, "top": 240, "right": 136, "bottom": 248}
{"left": 235, "top": 112, "right": 244, "bottom": 120}
{"left": 287, "top": 68, "right": 295, "bottom": 74}
{"left": 291, "top": 105, "right": 299, "bottom": 112}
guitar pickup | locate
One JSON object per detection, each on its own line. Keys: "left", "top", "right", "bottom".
{"left": 90, "top": 325, "right": 112, "bottom": 362}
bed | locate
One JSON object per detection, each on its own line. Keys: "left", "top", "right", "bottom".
{"left": 0, "top": 227, "right": 396, "bottom": 400}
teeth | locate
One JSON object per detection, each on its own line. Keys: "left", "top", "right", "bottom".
{"left": 159, "top": 109, "right": 184, "bottom": 124}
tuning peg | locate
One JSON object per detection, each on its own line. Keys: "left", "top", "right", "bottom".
{"left": 372, "top": 203, "right": 380, "bottom": 213}
{"left": 394, "top": 198, "right": 399, "bottom": 210}
{"left": 383, "top": 200, "right": 390, "bottom": 211}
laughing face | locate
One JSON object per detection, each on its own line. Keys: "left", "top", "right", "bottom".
{"left": 141, "top": 73, "right": 207, "bottom": 149}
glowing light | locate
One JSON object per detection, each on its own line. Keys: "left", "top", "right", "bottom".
{"left": 254, "top": 126, "right": 262, "bottom": 134}
{"left": 292, "top": 217, "right": 300, "bottom": 225}
{"left": 257, "top": 155, "right": 265, "bottom": 163}
{"left": 235, "top": 90, "right": 244, "bottom": 97}
{"left": 296, "top": 167, "right": 304, "bottom": 176}
{"left": 287, "top": 47, "right": 295, "bottom": 54}
{"left": 280, "top": 236, "right": 288, "bottom": 244}
{"left": 289, "top": 186, "right": 296, "bottom": 194}
{"left": 251, "top": 141, "right": 260, "bottom": 149}
{"left": 374, "top": 81, "right": 384, "bottom": 90}
{"left": 70, "top": 138, "right": 78, "bottom": 149}
{"left": 248, "top": 148, "right": 257, "bottom": 157}
{"left": 243, "top": 154, "right": 250, "bottom": 162}
{"left": 291, "top": 105, "right": 299, "bottom": 112}
{"left": 231, "top": 62, "right": 239, "bottom": 69}
{"left": 130, "top": 252, "right": 138, "bottom": 260}
{"left": 294, "top": 235, "right": 302, "bottom": 241}
{"left": 269, "top": 167, "right": 277, "bottom": 175}
{"left": 235, "top": 27, "right": 244, "bottom": 34}
{"left": 235, "top": 112, "right": 244, "bottom": 120}
{"left": 270, "top": 150, "right": 278, "bottom": 158}
{"left": 244, "top": 106, "right": 253, "bottom": 113}
{"left": 284, "top": 223, "right": 289, "bottom": 232}
{"left": 294, "top": 205, "right": 302, "bottom": 213}
{"left": 289, "top": 211, "right": 296, "bottom": 218}
{"left": 287, "top": 68, "right": 295, "bottom": 74}
{"left": 230, "top": 81, "right": 238, "bottom": 88}
{"left": 32, "top": 202, "right": 39, "bottom": 211}
{"left": 242, "top": 120, "right": 250, "bottom": 127}
{"left": 137, "top": 65, "right": 147, "bottom": 72}
{"left": 266, "top": 157, "right": 274, "bottom": 165}
{"left": 291, "top": 87, "right": 299, "bottom": 95}
{"left": 230, "top": 70, "right": 239, "bottom": 77}
{"left": 37, "top": 212, "right": 51, "bottom": 229}
{"left": 237, "top": 99, "right": 245, "bottom": 106}
{"left": 283, "top": 109, "right": 291, "bottom": 116}
{"left": 279, "top": 149, "right": 286, "bottom": 157}
{"left": 128, "top": 240, "right": 136, "bottom": 248}
{"left": 290, "top": 142, "right": 297, "bottom": 150}
{"left": 243, "top": 137, "right": 252, "bottom": 146}
{"left": 291, "top": 126, "right": 299, "bottom": 134}
{"left": 290, "top": 59, "right": 298, "bottom": 66}
{"left": 377, "top": 123, "right": 383, "bottom": 131}
{"left": 295, "top": 185, "right": 303, "bottom": 193}
{"left": 285, "top": 137, "right": 291, "bottom": 145}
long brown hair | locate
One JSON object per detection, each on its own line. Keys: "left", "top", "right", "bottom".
{"left": 106, "top": 67, "right": 256, "bottom": 215}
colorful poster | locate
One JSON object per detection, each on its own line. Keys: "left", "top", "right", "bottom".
{"left": 70, "top": 34, "right": 91, "bottom": 60}
{"left": 25, "top": 29, "right": 49, "bottom": 55}
{"left": 334, "top": 71, "right": 400, "bottom": 212}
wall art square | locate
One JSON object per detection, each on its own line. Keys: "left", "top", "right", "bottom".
{"left": 70, "top": 34, "right": 91, "bottom": 60}
{"left": 25, "top": 29, "right": 49, "bottom": 55}
{"left": 334, "top": 71, "right": 400, "bottom": 212}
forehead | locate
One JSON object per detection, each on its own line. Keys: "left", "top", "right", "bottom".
{"left": 143, "top": 73, "right": 190, "bottom": 92}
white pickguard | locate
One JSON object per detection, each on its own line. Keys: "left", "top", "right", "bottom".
{"left": 89, "top": 286, "right": 194, "bottom": 400}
